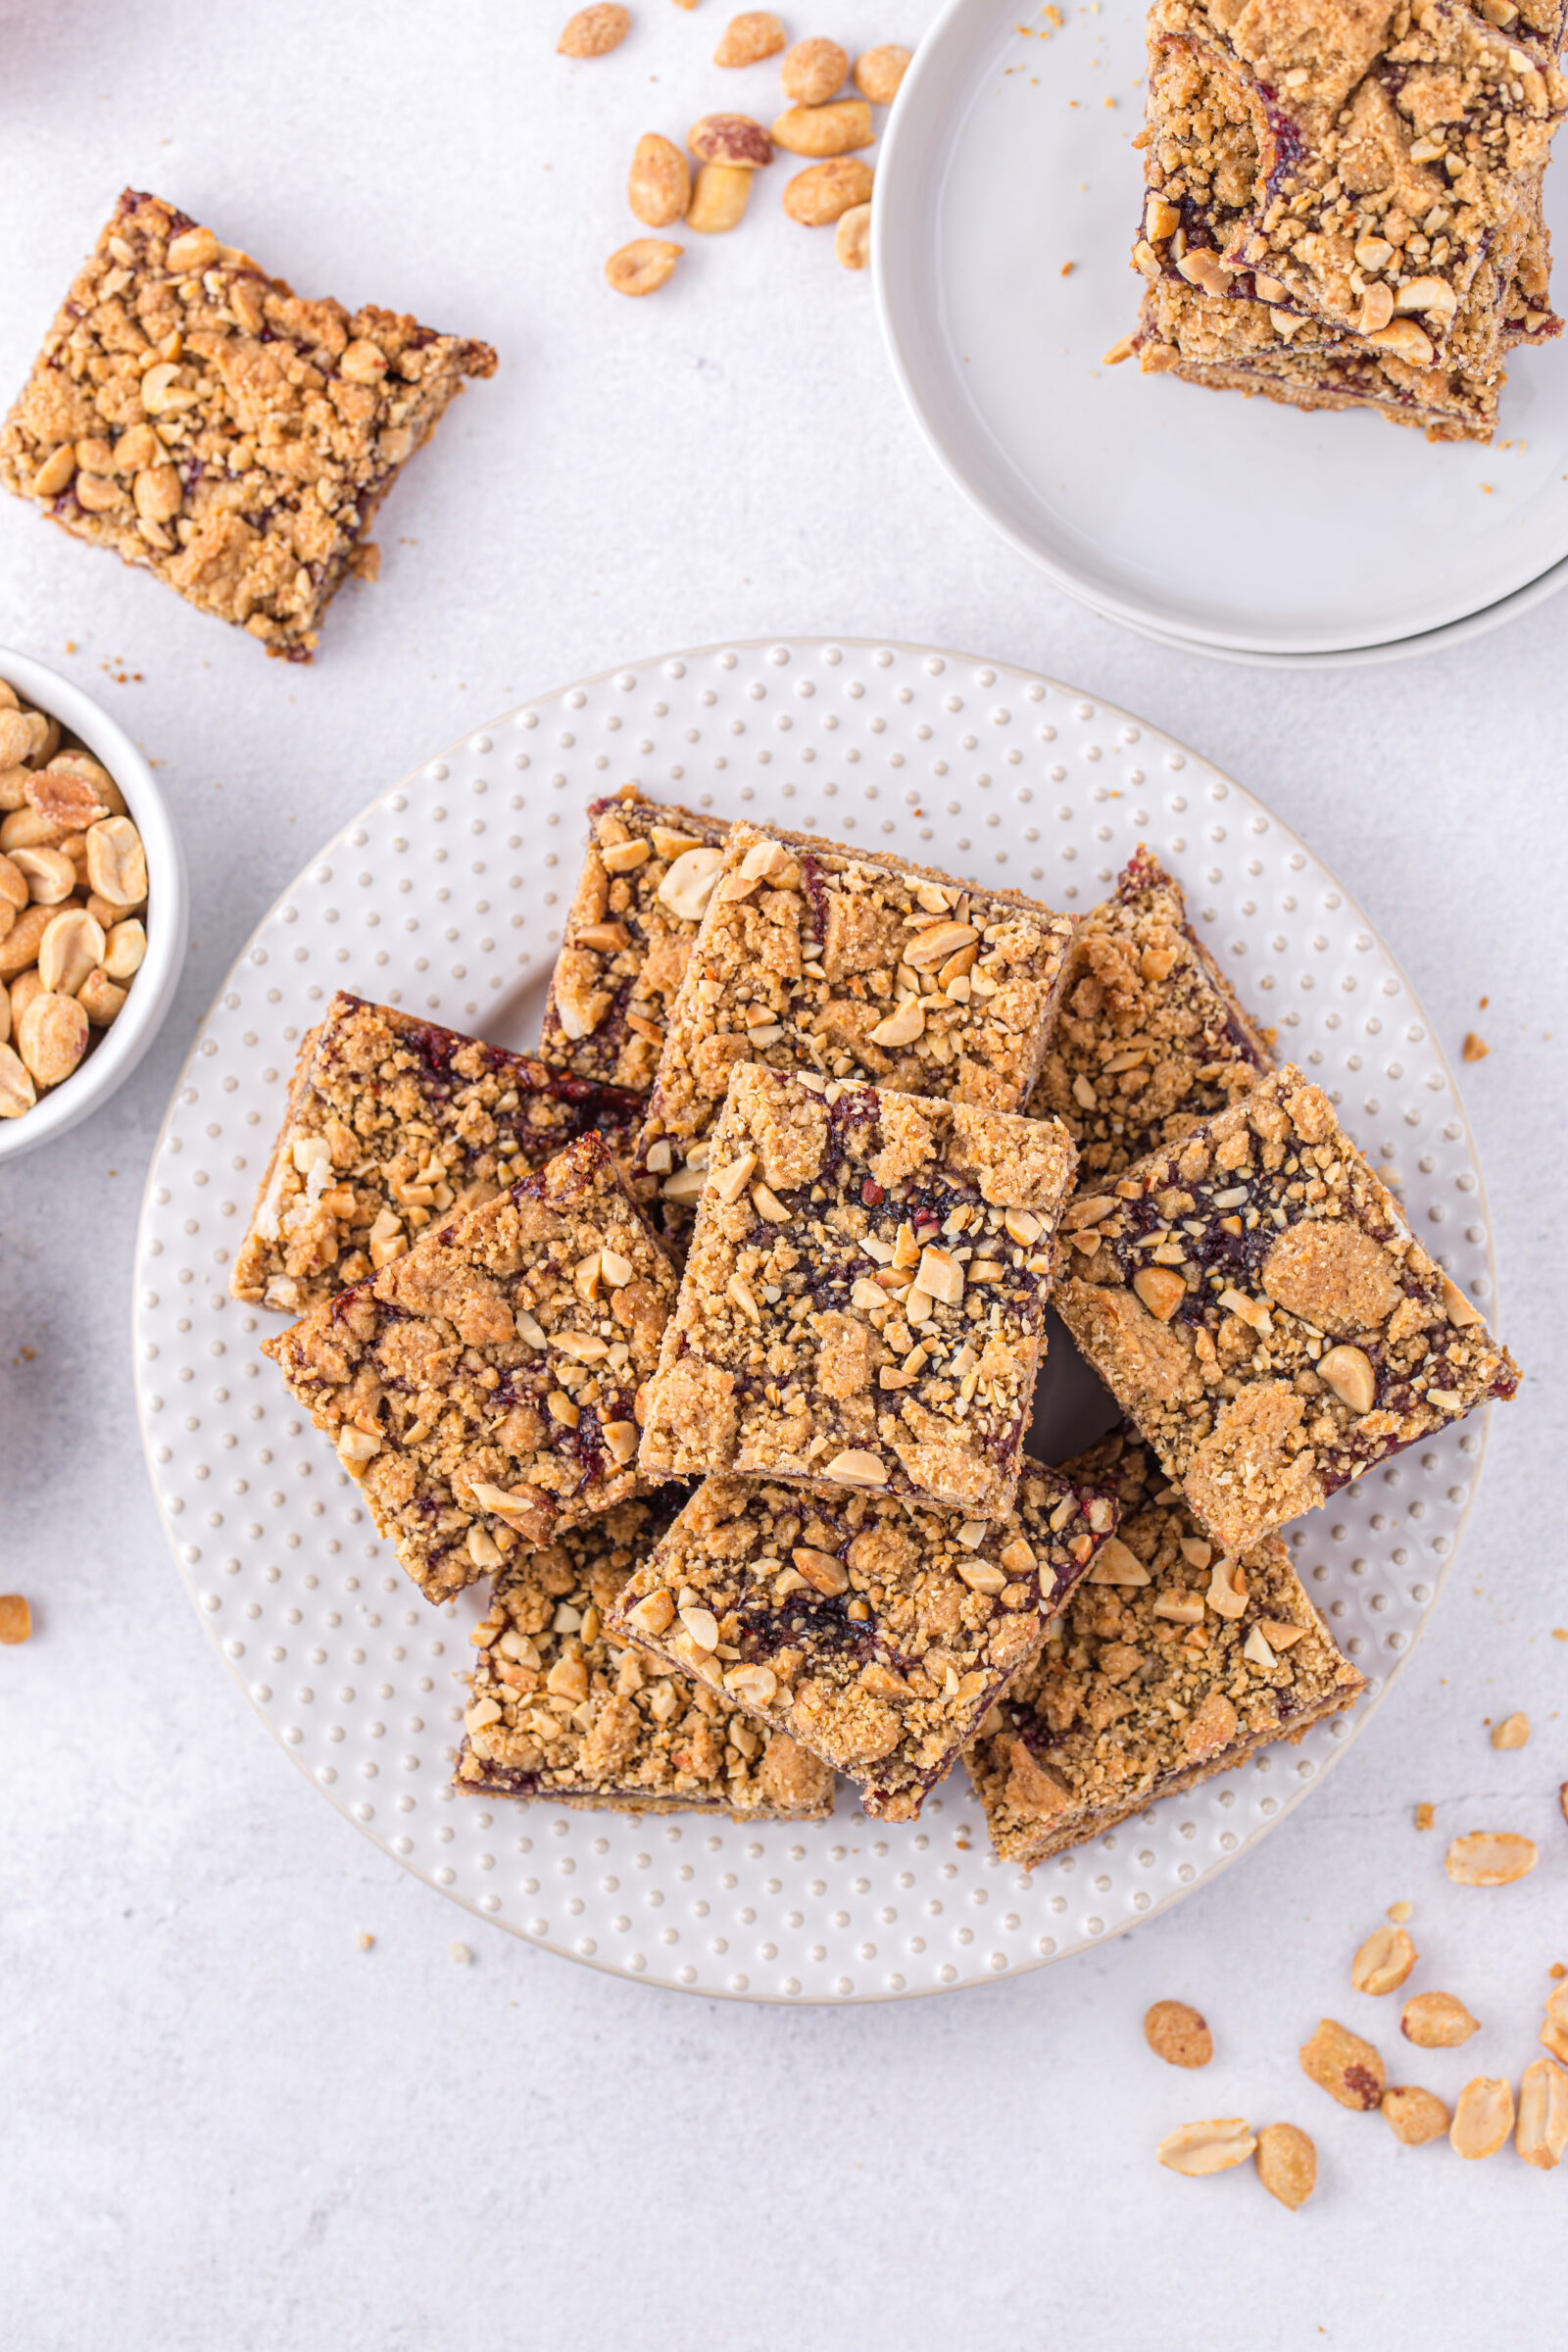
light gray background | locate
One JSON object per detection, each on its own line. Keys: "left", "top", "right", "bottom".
{"left": 1, "top": 4, "right": 1564, "bottom": 2347}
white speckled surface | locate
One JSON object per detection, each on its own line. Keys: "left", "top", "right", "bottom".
{"left": 1, "top": 4, "right": 1565, "bottom": 2346}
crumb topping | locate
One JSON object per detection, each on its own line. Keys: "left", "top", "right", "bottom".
{"left": 963, "top": 1429, "right": 1363, "bottom": 1865}
{"left": 1054, "top": 1066, "right": 1518, "bottom": 1551}
{"left": 262, "top": 1133, "right": 678, "bottom": 1602}
{"left": 607, "top": 1460, "right": 1118, "bottom": 1821}
{"left": 456, "top": 1492, "right": 834, "bottom": 1819}
{"left": 232, "top": 993, "right": 644, "bottom": 1313}
{"left": 0, "top": 189, "right": 496, "bottom": 659}
{"left": 638, "top": 1063, "right": 1078, "bottom": 1519}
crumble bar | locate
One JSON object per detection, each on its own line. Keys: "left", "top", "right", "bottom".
{"left": 539, "top": 786, "right": 732, "bottom": 1090}
{"left": 1054, "top": 1066, "right": 1518, "bottom": 1553}
{"left": 456, "top": 1493, "right": 834, "bottom": 1819}
{"left": 963, "top": 1430, "right": 1363, "bottom": 1865}
{"left": 262, "top": 1133, "right": 677, "bottom": 1602}
{"left": 638, "top": 1063, "right": 1078, "bottom": 1519}
{"left": 0, "top": 189, "right": 496, "bottom": 660}
{"left": 634, "top": 821, "right": 1076, "bottom": 1217}
{"left": 1133, "top": 0, "right": 1565, "bottom": 381}
{"left": 232, "top": 993, "right": 644, "bottom": 1314}
{"left": 606, "top": 1461, "right": 1118, "bottom": 1822}
{"left": 1030, "top": 848, "right": 1273, "bottom": 1183}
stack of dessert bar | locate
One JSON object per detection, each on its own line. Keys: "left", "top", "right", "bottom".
{"left": 1125, "top": 0, "right": 1567, "bottom": 442}
{"left": 245, "top": 790, "right": 1517, "bottom": 1856}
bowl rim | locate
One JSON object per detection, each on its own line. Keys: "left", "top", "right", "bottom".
{"left": 0, "top": 643, "right": 188, "bottom": 1160}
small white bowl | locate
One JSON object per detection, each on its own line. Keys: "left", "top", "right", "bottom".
{"left": 0, "top": 645, "right": 188, "bottom": 1162}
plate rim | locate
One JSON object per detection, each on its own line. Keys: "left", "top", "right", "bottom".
{"left": 131, "top": 633, "right": 1500, "bottom": 2002}
{"left": 872, "top": 0, "right": 1568, "bottom": 662}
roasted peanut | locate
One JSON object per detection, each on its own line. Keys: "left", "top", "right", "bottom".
{"left": 1144, "top": 2000, "right": 1213, "bottom": 2069}
{"left": 102, "top": 918, "right": 147, "bottom": 982}
{"left": 1350, "top": 1923, "right": 1417, "bottom": 1995}
{"left": 24, "top": 764, "right": 106, "bottom": 830}
{"left": 84, "top": 814, "right": 147, "bottom": 906}
{"left": 17, "top": 990, "right": 88, "bottom": 1089}
{"left": 559, "top": 4, "right": 630, "bottom": 57}
{"left": 1446, "top": 1831, "right": 1537, "bottom": 1885}
{"left": 10, "top": 848, "right": 75, "bottom": 906}
{"left": 1254, "top": 2124, "right": 1315, "bottom": 2211}
{"left": 771, "top": 97, "right": 874, "bottom": 155}
{"left": 1299, "top": 2018, "right": 1384, "bottom": 2110}
{"left": 1156, "top": 2119, "right": 1256, "bottom": 2176}
{"left": 606, "top": 238, "right": 683, "bottom": 296}
{"left": 689, "top": 112, "right": 774, "bottom": 167}
{"left": 1380, "top": 2085, "right": 1449, "bottom": 2145}
{"left": 1449, "top": 2077, "right": 1514, "bottom": 2160}
{"left": 38, "top": 908, "right": 105, "bottom": 997}
{"left": 714, "top": 11, "right": 785, "bottom": 66}
{"left": 0, "top": 1040, "right": 35, "bottom": 1115}
{"left": 629, "top": 133, "right": 692, "bottom": 226}
{"left": 835, "top": 202, "right": 872, "bottom": 270}
{"left": 854, "top": 44, "right": 911, "bottom": 103}
{"left": 781, "top": 37, "right": 849, "bottom": 105}
{"left": 77, "top": 969, "right": 127, "bottom": 1026}
{"left": 0, "top": 903, "right": 55, "bottom": 982}
{"left": 1401, "top": 1991, "right": 1480, "bottom": 2049}
{"left": 784, "top": 156, "right": 874, "bottom": 224}
{"left": 688, "top": 162, "right": 753, "bottom": 232}
{"left": 1517, "top": 2058, "right": 1568, "bottom": 2170}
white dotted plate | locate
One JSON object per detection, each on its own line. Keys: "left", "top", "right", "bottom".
{"left": 133, "top": 639, "right": 1499, "bottom": 2003}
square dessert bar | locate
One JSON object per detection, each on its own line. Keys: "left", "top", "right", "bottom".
{"left": 539, "top": 787, "right": 732, "bottom": 1091}
{"left": 0, "top": 189, "right": 496, "bottom": 660}
{"left": 262, "top": 1133, "right": 678, "bottom": 1603}
{"left": 963, "top": 1430, "right": 1363, "bottom": 1866}
{"left": 606, "top": 1461, "right": 1118, "bottom": 1822}
{"left": 1031, "top": 849, "right": 1273, "bottom": 1183}
{"left": 1054, "top": 1067, "right": 1518, "bottom": 1554}
{"left": 232, "top": 993, "right": 645, "bottom": 1314}
{"left": 638, "top": 1063, "right": 1078, "bottom": 1520}
{"left": 456, "top": 1493, "right": 834, "bottom": 1820}
{"left": 1135, "top": 0, "right": 1564, "bottom": 379}
{"left": 634, "top": 821, "right": 1077, "bottom": 1215}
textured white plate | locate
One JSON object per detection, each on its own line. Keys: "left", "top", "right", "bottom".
{"left": 874, "top": 0, "right": 1568, "bottom": 659}
{"left": 133, "top": 637, "right": 1499, "bottom": 2003}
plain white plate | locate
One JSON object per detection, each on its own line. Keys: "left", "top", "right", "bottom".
{"left": 874, "top": 0, "right": 1568, "bottom": 658}
{"left": 133, "top": 638, "right": 1501, "bottom": 2003}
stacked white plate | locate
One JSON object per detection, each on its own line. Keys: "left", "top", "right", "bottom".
{"left": 874, "top": 0, "right": 1568, "bottom": 665}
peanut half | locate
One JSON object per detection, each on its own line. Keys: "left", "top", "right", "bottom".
{"left": 771, "top": 97, "right": 874, "bottom": 156}
{"left": 1517, "top": 2058, "right": 1568, "bottom": 2170}
{"left": 559, "top": 5, "right": 630, "bottom": 58}
{"left": 1144, "top": 2000, "right": 1213, "bottom": 2069}
{"left": 855, "top": 44, "right": 911, "bottom": 104}
{"left": 1380, "top": 2085, "right": 1449, "bottom": 2146}
{"left": 835, "top": 202, "right": 872, "bottom": 270}
{"left": 688, "top": 163, "right": 753, "bottom": 233}
{"left": 1445, "top": 1831, "right": 1538, "bottom": 1885}
{"left": 1400, "top": 1990, "right": 1480, "bottom": 2048}
{"left": 1156, "top": 2119, "right": 1256, "bottom": 2176}
{"left": 784, "top": 156, "right": 874, "bottom": 225}
{"left": 629, "top": 134, "right": 692, "bottom": 227}
{"left": 1254, "top": 2124, "right": 1316, "bottom": 2211}
{"left": 714, "top": 11, "right": 785, "bottom": 66}
{"left": 1449, "top": 2077, "right": 1514, "bottom": 2160}
{"left": 1299, "top": 2017, "right": 1385, "bottom": 2110}
{"left": 689, "top": 112, "right": 774, "bottom": 167}
{"left": 1350, "top": 1922, "right": 1417, "bottom": 1996}
{"left": 606, "top": 239, "right": 683, "bottom": 296}
{"left": 781, "top": 37, "right": 849, "bottom": 105}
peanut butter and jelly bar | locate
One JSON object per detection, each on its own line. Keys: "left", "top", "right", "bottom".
{"left": 635, "top": 820, "right": 1077, "bottom": 1218}
{"left": 262, "top": 1134, "right": 677, "bottom": 1603}
{"left": 232, "top": 994, "right": 644, "bottom": 1314}
{"left": 1134, "top": 0, "right": 1565, "bottom": 379}
{"left": 457, "top": 1494, "right": 834, "bottom": 1819}
{"left": 1054, "top": 1067, "right": 1518, "bottom": 1554}
{"left": 639, "top": 1064, "right": 1078, "bottom": 1520}
{"left": 0, "top": 190, "right": 496, "bottom": 660}
{"left": 539, "top": 787, "right": 732, "bottom": 1091}
{"left": 963, "top": 1431, "right": 1363, "bottom": 1866}
{"left": 1030, "top": 849, "right": 1273, "bottom": 1184}
{"left": 607, "top": 1462, "right": 1117, "bottom": 1822}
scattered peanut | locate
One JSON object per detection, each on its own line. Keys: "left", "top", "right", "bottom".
{"left": 0, "top": 1593, "right": 31, "bottom": 1642}
{"left": 1144, "top": 2000, "right": 1213, "bottom": 2069}
{"left": 781, "top": 37, "right": 849, "bottom": 105}
{"left": 1449, "top": 2076, "right": 1514, "bottom": 2160}
{"left": 714, "top": 11, "right": 785, "bottom": 66}
{"left": 1446, "top": 1831, "right": 1538, "bottom": 1886}
{"left": 1350, "top": 1922, "right": 1417, "bottom": 1996}
{"left": 1254, "top": 2123, "right": 1316, "bottom": 2210}
{"left": 1156, "top": 2118, "right": 1257, "bottom": 2176}
{"left": 688, "top": 162, "right": 754, "bottom": 233}
{"left": 1298, "top": 2017, "right": 1385, "bottom": 2110}
{"left": 1490, "top": 1711, "right": 1529, "bottom": 1748}
{"left": 606, "top": 238, "right": 683, "bottom": 295}
{"left": 1380, "top": 2084, "right": 1449, "bottom": 2145}
{"left": 772, "top": 96, "right": 873, "bottom": 155}
{"left": 854, "top": 43, "right": 910, "bottom": 104}
{"left": 834, "top": 201, "right": 872, "bottom": 270}
{"left": 1401, "top": 1990, "right": 1480, "bottom": 2049}
{"left": 689, "top": 112, "right": 774, "bottom": 167}
{"left": 1517, "top": 2058, "right": 1568, "bottom": 2169}
{"left": 559, "top": 5, "right": 631, "bottom": 57}
{"left": 629, "top": 133, "right": 692, "bottom": 226}
{"left": 784, "top": 156, "right": 874, "bottom": 224}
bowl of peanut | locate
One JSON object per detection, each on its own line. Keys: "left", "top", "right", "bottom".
{"left": 0, "top": 646, "right": 187, "bottom": 1161}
